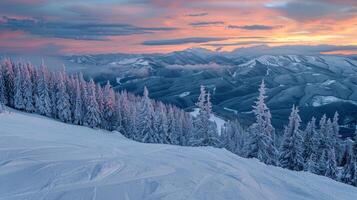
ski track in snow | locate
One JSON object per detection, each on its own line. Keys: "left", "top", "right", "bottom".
{"left": 0, "top": 110, "right": 357, "bottom": 200}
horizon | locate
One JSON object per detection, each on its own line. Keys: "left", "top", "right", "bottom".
{"left": 0, "top": 0, "right": 356, "bottom": 55}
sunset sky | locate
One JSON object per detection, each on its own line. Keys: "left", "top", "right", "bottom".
{"left": 0, "top": 0, "right": 356, "bottom": 55}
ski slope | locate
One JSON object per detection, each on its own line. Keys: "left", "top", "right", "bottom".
{"left": 0, "top": 110, "right": 357, "bottom": 200}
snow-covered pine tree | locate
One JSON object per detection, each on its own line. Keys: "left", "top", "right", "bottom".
{"left": 103, "top": 81, "right": 116, "bottom": 130}
{"left": 325, "top": 148, "right": 338, "bottom": 179}
{"left": 78, "top": 73, "right": 88, "bottom": 115}
{"left": 66, "top": 75, "right": 76, "bottom": 118}
{"left": 114, "top": 93, "right": 123, "bottom": 132}
{"left": 191, "top": 85, "right": 208, "bottom": 146}
{"left": 341, "top": 139, "right": 357, "bottom": 185}
{"left": 331, "top": 112, "right": 343, "bottom": 165}
{"left": 3, "top": 58, "right": 14, "bottom": 106}
{"left": 302, "top": 117, "right": 317, "bottom": 163}
{"left": 73, "top": 78, "right": 83, "bottom": 125}
{"left": 56, "top": 72, "right": 72, "bottom": 123}
{"left": 35, "top": 63, "right": 52, "bottom": 117}
{"left": 117, "top": 90, "right": 131, "bottom": 136}
{"left": 84, "top": 79, "right": 101, "bottom": 128}
{"left": 191, "top": 86, "right": 220, "bottom": 146}
{"left": 243, "top": 80, "right": 277, "bottom": 165}
{"left": 253, "top": 80, "right": 275, "bottom": 139}
{"left": 317, "top": 149, "right": 328, "bottom": 175}
{"left": 96, "top": 83, "right": 104, "bottom": 123}
{"left": 0, "top": 65, "right": 6, "bottom": 106}
{"left": 48, "top": 71, "right": 58, "bottom": 116}
{"left": 180, "top": 111, "right": 193, "bottom": 146}
{"left": 221, "top": 120, "right": 245, "bottom": 155}
{"left": 166, "top": 105, "right": 175, "bottom": 144}
{"left": 136, "top": 86, "right": 158, "bottom": 143}
{"left": 316, "top": 116, "right": 337, "bottom": 175}
{"left": 22, "top": 64, "right": 34, "bottom": 112}
{"left": 332, "top": 112, "right": 340, "bottom": 140}
{"left": 153, "top": 102, "right": 169, "bottom": 144}
{"left": 279, "top": 105, "right": 304, "bottom": 171}
{"left": 203, "top": 92, "right": 220, "bottom": 147}
{"left": 0, "top": 67, "right": 5, "bottom": 113}
{"left": 129, "top": 101, "right": 139, "bottom": 140}
{"left": 169, "top": 107, "right": 183, "bottom": 145}
{"left": 306, "top": 151, "right": 319, "bottom": 174}
{"left": 14, "top": 64, "right": 25, "bottom": 110}
{"left": 318, "top": 115, "right": 328, "bottom": 151}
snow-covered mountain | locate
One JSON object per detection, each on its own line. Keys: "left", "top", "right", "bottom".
{"left": 1, "top": 110, "right": 357, "bottom": 200}
{"left": 4, "top": 50, "right": 357, "bottom": 134}
{"left": 62, "top": 50, "right": 357, "bottom": 135}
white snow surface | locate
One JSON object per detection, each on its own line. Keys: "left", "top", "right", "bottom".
{"left": 1, "top": 110, "right": 357, "bottom": 200}
{"left": 109, "top": 58, "right": 149, "bottom": 66}
{"left": 311, "top": 95, "right": 357, "bottom": 107}
{"left": 178, "top": 91, "right": 190, "bottom": 98}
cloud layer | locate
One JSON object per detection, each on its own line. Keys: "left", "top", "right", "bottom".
{"left": 0, "top": 17, "right": 176, "bottom": 41}
{"left": 142, "top": 37, "right": 230, "bottom": 45}
{"left": 0, "top": 0, "right": 355, "bottom": 54}
{"left": 227, "top": 25, "right": 277, "bottom": 30}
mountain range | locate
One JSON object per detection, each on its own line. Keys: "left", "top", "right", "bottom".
{"left": 4, "top": 48, "right": 357, "bottom": 136}
{"left": 62, "top": 48, "right": 357, "bottom": 136}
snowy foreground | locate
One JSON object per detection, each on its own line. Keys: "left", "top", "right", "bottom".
{"left": 1, "top": 111, "right": 357, "bottom": 200}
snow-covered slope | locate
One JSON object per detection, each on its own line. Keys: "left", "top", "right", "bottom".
{"left": 1, "top": 110, "right": 357, "bottom": 200}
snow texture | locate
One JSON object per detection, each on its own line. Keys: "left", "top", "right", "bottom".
{"left": 1, "top": 110, "right": 357, "bottom": 200}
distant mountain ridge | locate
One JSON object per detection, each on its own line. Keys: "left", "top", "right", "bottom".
{"left": 3, "top": 49, "right": 356, "bottom": 135}
{"left": 64, "top": 49, "right": 357, "bottom": 136}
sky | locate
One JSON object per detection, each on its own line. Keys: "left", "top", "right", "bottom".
{"left": 0, "top": 0, "right": 356, "bottom": 55}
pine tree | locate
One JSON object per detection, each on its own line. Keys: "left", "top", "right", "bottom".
{"left": 325, "top": 149, "right": 338, "bottom": 179}
{"left": 56, "top": 73, "right": 72, "bottom": 123}
{"left": 35, "top": 63, "right": 52, "bottom": 117}
{"left": 84, "top": 79, "right": 101, "bottom": 128}
{"left": 166, "top": 105, "right": 175, "bottom": 144}
{"left": 243, "top": 80, "right": 277, "bottom": 165}
{"left": 191, "top": 86, "right": 220, "bottom": 147}
{"left": 221, "top": 120, "right": 245, "bottom": 155}
{"left": 0, "top": 66, "right": 6, "bottom": 107}
{"left": 203, "top": 93, "right": 220, "bottom": 147}
{"left": 153, "top": 102, "right": 169, "bottom": 144}
{"left": 169, "top": 108, "right": 183, "bottom": 145}
{"left": 48, "top": 72, "right": 58, "bottom": 116}
{"left": 318, "top": 149, "right": 328, "bottom": 175}
{"left": 332, "top": 112, "right": 343, "bottom": 165}
{"left": 118, "top": 90, "right": 131, "bottom": 136}
{"left": 3, "top": 58, "right": 14, "bottom": 106}
{"left": 14, "top": 64, "right": 25, "bottom": 110}
{"left": 191, "top": 85, "right": 209, "bottom": 146}
{"left": 341, "top": 140, "right": 357, "bottom": 185}
{"left": 179, "top": 111, "right": 192, "bottom": 146}
{"left": 253, "top": 80, "right": 275, "bottom": 139}
{"left": 73, "top": 78, "right": 83, "bottom": 125}
{"left": 103, "top": 81, "right": 116, "bottom": 130}
{"left": 318, "top": 115, "right": 328, "bottom": 151}
{"left": 22, "top": 65, "right": 34, "bottom": 112}
{"left": 306, "top": 152, "right": 319, "bottom": 174}
{"left": 136, "top": 87, "right": 158, "bottom": 143}
{"left": 315, "top": 115, "right": 338, "bottom": 175}
{"left": 96, "top": 83, "right": 104, "bottom": 123}
{"left": 279, "top": 105, "right": 304, "bottom": 171}
{"left": 114, "top": 93, "right": 123, "bottom": 132}
{"left": 302, "top": 117, "right": 317, "bottom": 163}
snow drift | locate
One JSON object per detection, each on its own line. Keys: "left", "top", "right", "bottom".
{"left": 0, "top": 110, "right": 357, "bottom": 200}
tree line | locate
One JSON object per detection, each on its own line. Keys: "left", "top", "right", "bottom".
{"left": 220, "top": 81, "right": 357, "bottom": 186}
{"left": 0, "top": 58, "right": 356, "bottom": 187}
